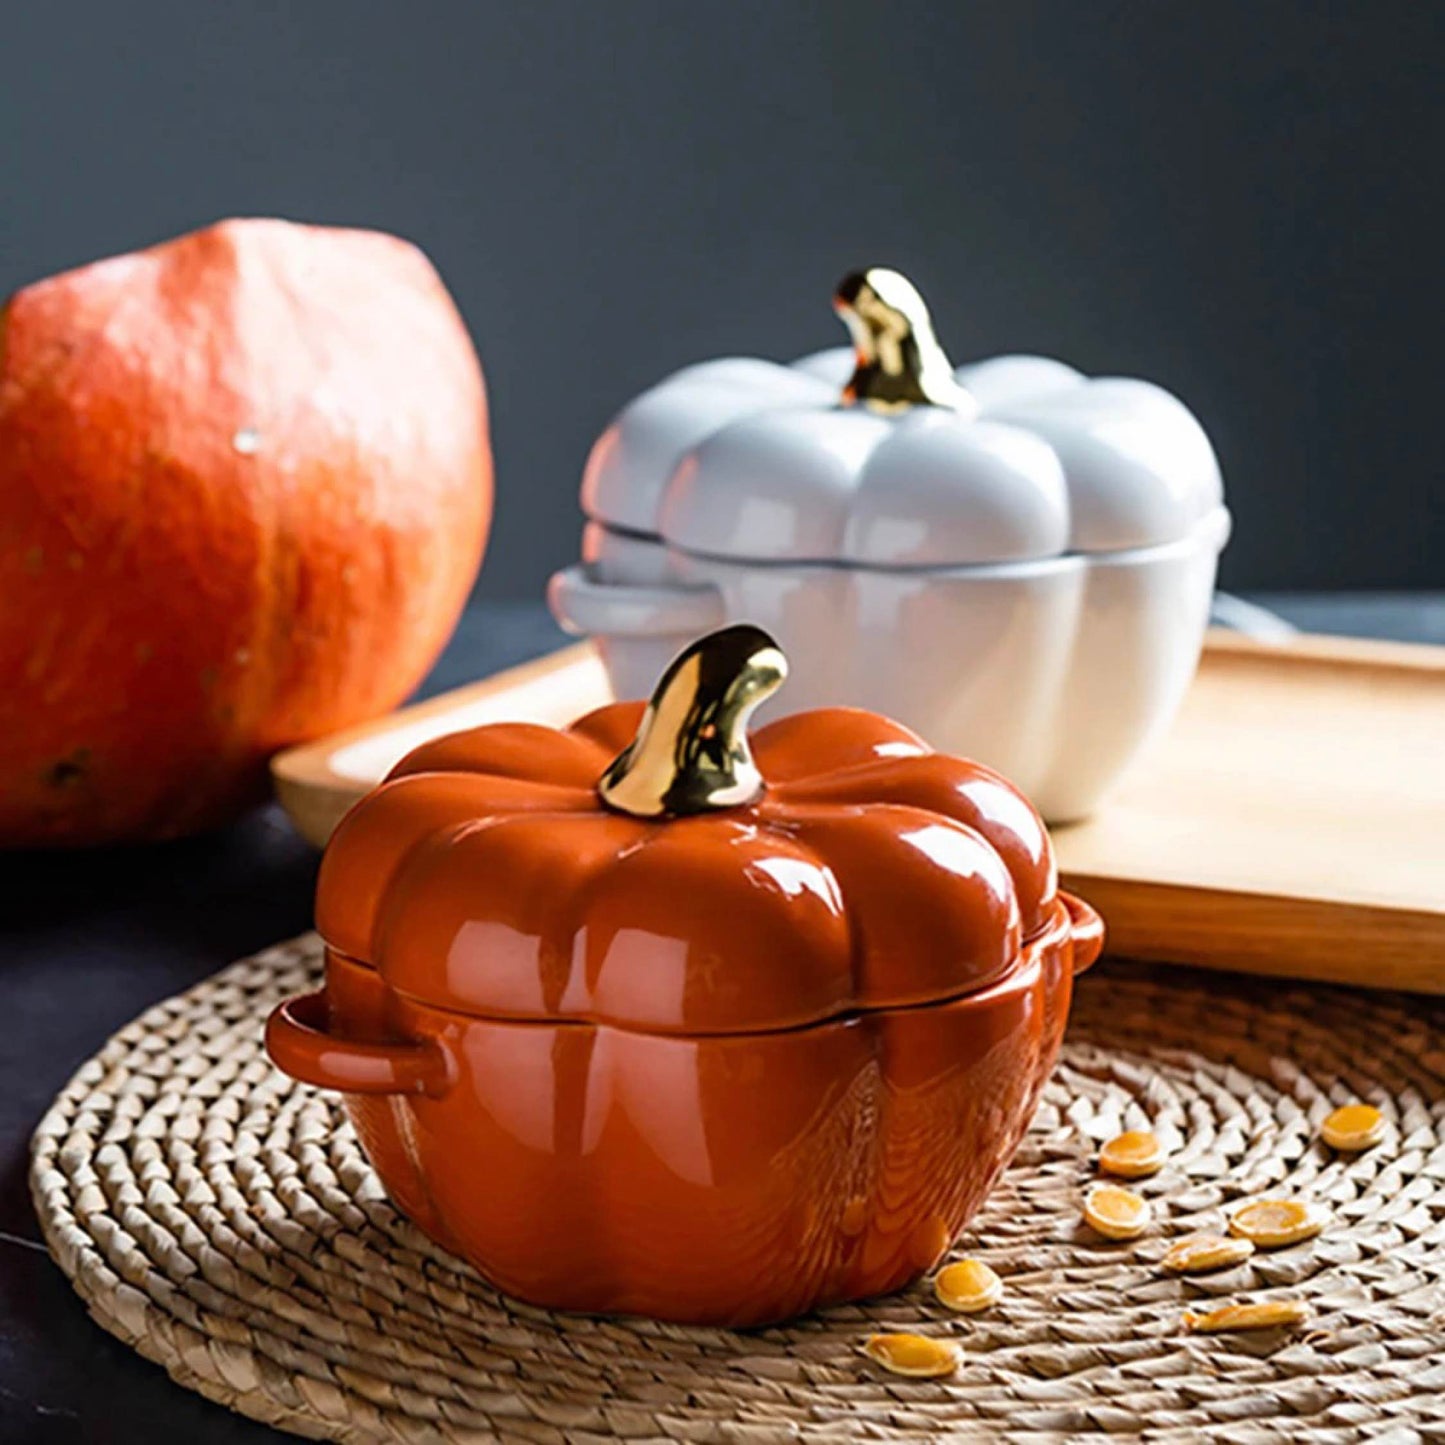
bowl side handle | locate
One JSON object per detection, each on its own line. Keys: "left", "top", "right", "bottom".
{"left": 548, "top": 565, "right": 725, "bottom": 638}
{"left": 1062, "top": 892, "right": 1106, "bottom": 975}
{"left": 265, "top": 991, "right": 451, "bottom": 1098}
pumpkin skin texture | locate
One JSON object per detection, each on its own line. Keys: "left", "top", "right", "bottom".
{"left": 270, "top": 700, "right": 1104, "bottom": 1326}
{"left": 0, "top": 218, "right": 491, "bottom": 846}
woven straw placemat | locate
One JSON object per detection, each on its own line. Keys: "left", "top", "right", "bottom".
{"left": 29, "top": 935, "right": 1445, "bottom": 1443}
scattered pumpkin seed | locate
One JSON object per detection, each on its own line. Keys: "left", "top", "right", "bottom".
{"left": 1159, "top": 1233, "right": 1256, "bottom": 1274}
{"left": 1228, "top": 1198, "right": 1328, "bottom": 1249}
{"left": 934, "top": 1259, "right": 1004, "bottom": 1313}
{"left": 1083, "top": 1184, "right": 1152, "bottom": 1240}
{"left": 1321, "top": 1103, "right": 1386, "bottom": 1152}
{"left": 1183, "top": 1299, "right": 1311, "bottom": 1333}
{"left": 863, "top": 1332, "right": 961, "bottom": 1377}
{"left": 1099, "top": 1129, "right": 1165, "bottom": 1179}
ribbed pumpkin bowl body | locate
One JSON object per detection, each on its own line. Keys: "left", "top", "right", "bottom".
{"left": 550, "top": 277, "right": 1231, "bottom": 824}
{"left": 268, "top": 691, "right": 1103, "bottom": 1327}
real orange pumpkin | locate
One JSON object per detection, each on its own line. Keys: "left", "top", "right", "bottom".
{"left": 0, "top": 218, "right": 492, "bottom": 845}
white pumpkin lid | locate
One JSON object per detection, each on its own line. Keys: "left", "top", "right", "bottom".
{"left": 580, "top": 269, "right": 1225, "bottom": 567}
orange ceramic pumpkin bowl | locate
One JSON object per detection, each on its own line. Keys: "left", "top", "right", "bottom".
{"left": 267, "top": 626, "right": 1103, "bottom": 1326}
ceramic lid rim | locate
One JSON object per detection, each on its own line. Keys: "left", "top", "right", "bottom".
{"left": 581, "top": 505, "right": 1231, "bottom": 576}
{"left": 325, "top": 896, "right": 1074, "bottom": 1038}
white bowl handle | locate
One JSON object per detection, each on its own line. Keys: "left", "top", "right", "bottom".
{"left": 548, "top": 565, "right": 726, "bottom": 639}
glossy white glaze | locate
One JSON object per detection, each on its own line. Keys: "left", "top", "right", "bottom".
{"left": 581, "top": 347, "right": 1222, "bottom": 565}
{"left": 551, "top": 508, "right": 1226, "bottom": 821}
{"left": 554, "top": 345, "right": 1231, "bottom": 820}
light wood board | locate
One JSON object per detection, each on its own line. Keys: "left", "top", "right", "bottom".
{"left": 271, "top": 630, "right": 1445, "bottom": 993}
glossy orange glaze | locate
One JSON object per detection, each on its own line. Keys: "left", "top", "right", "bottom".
{"left": 316, "top": 703, "right": 1058, "bottom": 1031}
{"left": 268, "top": 701, "right": 1103, "bottom": 1325}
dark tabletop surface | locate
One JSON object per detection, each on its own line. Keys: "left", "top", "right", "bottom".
{"left": 2, "top": 594, "right": 1441, "bottom": 1444}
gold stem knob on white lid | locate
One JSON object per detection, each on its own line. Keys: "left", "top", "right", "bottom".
{"left": 834, "top": 267, "right": 976, "bottom": 417}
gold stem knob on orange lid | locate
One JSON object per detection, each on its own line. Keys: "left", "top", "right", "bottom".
{"left": 598, "top": 624, "right": 787, "bottom": 819}
{"left": 834, "top": 267, "right": 976, "bottom": 416}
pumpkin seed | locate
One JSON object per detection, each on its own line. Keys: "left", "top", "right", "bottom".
{"left": 1099, "top": 1129, "right": 1165, "bottom": 1179}
{"left": 1083, "top": 1184, "right": 1151, "bottom": 1240}
{"left": 1159, "top": 1233, "right": 1256, "bottom": 1274}
{"left": 934, "top": 1259, "right": 1004, "bottom": 1313}
{"left": 863, "top": 1332, "right": 961, "bottom": 1377}
{"left": 1183, "top": 1299, "right": 1310, "bottom": 1333}
{"left": 1228, "top": 1198, "right": 1328, "bottom": 1249}
{"left": 1321, "top": 1103, "right": 1385, "bottom": 1152}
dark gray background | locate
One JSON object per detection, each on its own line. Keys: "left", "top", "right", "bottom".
{"left": 3, "top": 1, "right": 1441, "bottom": 597}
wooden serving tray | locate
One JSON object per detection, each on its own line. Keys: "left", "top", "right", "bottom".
{"left": 272, "top": 631, "right": 1445, "bottom": 993}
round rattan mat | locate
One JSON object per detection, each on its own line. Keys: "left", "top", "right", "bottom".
{"left": 30, "top": 935, "right": 1445, "bottom": 1443}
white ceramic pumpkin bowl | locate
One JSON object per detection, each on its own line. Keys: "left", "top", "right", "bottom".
{"left": 549, "top": 269, "right": 1230, "bottom": 822}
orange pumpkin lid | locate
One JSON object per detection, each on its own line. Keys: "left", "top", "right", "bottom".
{"left": 316, "top": 626, "right": 1058, "bottom": 1034}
